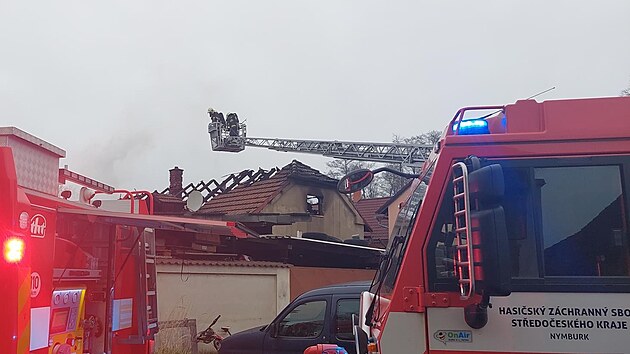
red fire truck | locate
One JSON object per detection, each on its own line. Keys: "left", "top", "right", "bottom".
{"left": 0, "top": 127, "right": 249, "bottom": 354}
{"left": 338, "top": 96, "right": 630, "bottom": 353}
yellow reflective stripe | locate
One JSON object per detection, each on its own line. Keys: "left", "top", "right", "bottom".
{"left": 17, "top": 271, "right": 29, "bottom": 310}
{"left": 17, "top": 324, "right": 30, "bottom": 354}
{"left": 17, "top": 269, "right": 30, "bottom": 354}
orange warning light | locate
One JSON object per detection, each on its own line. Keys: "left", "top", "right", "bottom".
{"left": 4, "top": 237, "right": 25, "bottom": 263}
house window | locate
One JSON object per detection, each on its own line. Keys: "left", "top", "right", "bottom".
{"left": 306, "top": 194, "right": 323, "bottom": 215}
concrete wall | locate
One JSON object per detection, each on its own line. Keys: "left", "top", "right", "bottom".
{"left": 265, "top": 183, "right": 364, "bottom": 240}
{"left": 156, "top": 262, "right": 290, "bottom": 334}
{"left": 157, "top": 263, "right": 375, "bottom": 329}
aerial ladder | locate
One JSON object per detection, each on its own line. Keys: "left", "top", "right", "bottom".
{"left": 207, "top": 109, "right": 434, "bottom": 167}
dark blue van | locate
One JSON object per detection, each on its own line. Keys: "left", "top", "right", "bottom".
{"left": 219, "top": 282, "right": 369, "bottom": 354}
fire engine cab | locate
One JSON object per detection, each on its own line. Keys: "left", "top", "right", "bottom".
{"left": 0, "top": 127, "right": 249, "bottom": 354}
{"left": 338, "top": 96, "right": 630, "bottom": 354}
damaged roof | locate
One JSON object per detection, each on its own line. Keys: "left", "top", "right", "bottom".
{"left": 161, "top": 167, "right": 279, "bottom": 203}
{"left": 197, "top": 160, "right": 338, "bottom": 216}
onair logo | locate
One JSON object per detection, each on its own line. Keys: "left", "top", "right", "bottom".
{"left": 30, "top": 214, "right": 47, "bottom": 238}
{"left": 434, "top": 330, "right": 473, "bottom": 344}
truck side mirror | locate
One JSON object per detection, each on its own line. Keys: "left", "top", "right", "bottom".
{"left": 458, "top": 163, "right": 512, "bottom": 329}
{"left": 468, "top": 163, "right": 504, "bottom": 204}
{"left": 470, "top": 207, "right": 511, "bottom": 296}
{"left": 337, "top": 169, "right": 374, "bottom": 194}
{"left": 468, "top": 164, "right": 511, "bottom": 297}
{"left": 338, "top": 167, "right": 419, "bottom": 194}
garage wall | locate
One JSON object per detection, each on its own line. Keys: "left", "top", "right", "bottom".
{"left": 157, "top": 262, "right": 375, "bottom": 337}
{"left": 289, "top": 266, "right": 376, "bottom": 300}
{"left": 156, "top": 260, "right": 290, "bottom": 334}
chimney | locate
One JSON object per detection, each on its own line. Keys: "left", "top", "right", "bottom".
{"left": 169, "top": 166, "right": 183, "bottom": 199}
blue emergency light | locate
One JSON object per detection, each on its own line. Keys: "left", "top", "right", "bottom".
{"left": 452, "top": 119, "right": 490, "bottom": 135}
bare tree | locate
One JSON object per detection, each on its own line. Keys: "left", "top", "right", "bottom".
{"left": 393, "top": 130, "right": 442, "bottom": 146}
{"left": 377, "top": 163, "right": 406, "bottom": 197}
{"left": 327, "top": 130, "right": 442, "bottom": 198}
{"left": 326, "top": 159, "right": 372, "bottom": 178}
{"left": 622, "top": 87, "right": 630, "bottom": 97}
{"left": 379, "top": 130, "right": 442, "bottom": 196}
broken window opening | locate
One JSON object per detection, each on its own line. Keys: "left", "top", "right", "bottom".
{"left": 306, "top": 194, "right": 323, "bottom": 215}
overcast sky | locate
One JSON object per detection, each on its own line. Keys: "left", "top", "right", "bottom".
{"left": 2, "top": 1, "right": 629, "bottom": 192}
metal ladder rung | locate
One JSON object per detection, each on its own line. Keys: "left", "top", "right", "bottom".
{"left": 454, "top": 210, "right": 467, "bottom": 217}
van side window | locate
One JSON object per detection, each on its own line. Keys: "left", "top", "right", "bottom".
{"left": 335, "top": 299, "right": 359, "bottom": 340}
{"left": 277, "top": 300, "right": 326, "bottom": 338}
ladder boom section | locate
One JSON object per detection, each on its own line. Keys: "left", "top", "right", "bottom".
{"left": 244, "top": 137, "right": 433, "bottom": 166}
{"left": 207, "top": 118, "right": 432, "bottom": 166}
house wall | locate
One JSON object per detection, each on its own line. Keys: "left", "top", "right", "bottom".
{"left": 387, "top": 187, "right": 414, "bottom": 236}
{"left": 156, "top": 262, "right": 290, "bottom": 335}
{"left": 265, "top": 184, "right": 364, "bottom": 240}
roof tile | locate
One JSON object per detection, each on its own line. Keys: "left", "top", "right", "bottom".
{"left": 354, "top": 197, "right": 390, "bottom": 244}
